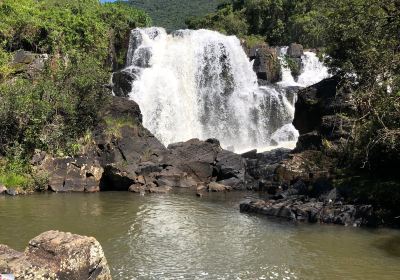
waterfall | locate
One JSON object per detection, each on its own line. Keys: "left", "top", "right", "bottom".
{"left": 124, "top": 27, "right": 328, "bottom": 152}
{"left": 278, "top": 47, "right": 330, "bottom": 88}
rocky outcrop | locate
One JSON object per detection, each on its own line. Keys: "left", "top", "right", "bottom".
{"left": 240, "top": 198, "right": 376, "bottom": 227}
{"left": 36, "top": 96, "right": 258, "bottom": 194}
{"left": 0, "top": 231, "right": 111, "bottom": 280}
{"left": 239, "top": 77, "right": 380, "bottom": 227}
{"left": 248, "top": 44, "right": 282, "bottom": 83}
{"left": 287, "top": 43, "right": 304, "bottom": 58}
{"left": 112, "top": 68, "right": 141, "bottom": 97}
{"left": 293, "top": 76, "right": 356, "bottom": 154}
{"left": 11, "top": 50, "right": 49, "bottom": 79}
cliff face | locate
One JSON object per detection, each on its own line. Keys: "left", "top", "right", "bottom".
{"left": 240, "top": 78, "right": 387, "bottom": 227}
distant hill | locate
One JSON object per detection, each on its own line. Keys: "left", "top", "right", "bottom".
{"left": 127, "top": 0, "right": 225, "bottom": 31}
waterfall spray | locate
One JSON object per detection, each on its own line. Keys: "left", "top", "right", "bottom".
{"left": 124, "top": 27, "right": 328, "bottom": 152}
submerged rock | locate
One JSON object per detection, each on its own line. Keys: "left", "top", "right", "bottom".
{"left": 0, "top": 231, "right": 112, "bottom": 280}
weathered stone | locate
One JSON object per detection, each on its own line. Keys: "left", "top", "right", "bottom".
{"left": 207, "top": 182, "right": 232, "bottom": 192}
{"left": 250, "top": 44, "right": 282, "bottom": 83}
{"left": 0, "top": 231, "right": 111, "bottom": 280}
{"left": 287, "top": 43, "right": 304, "bottom": 58}
{"left": 240, "top": 198, "right": 376, "bottom": 226}
{"left": 40, "top": 157, "right": 104, "bottom": 193}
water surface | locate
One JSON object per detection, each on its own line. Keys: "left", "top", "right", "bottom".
{"left": 0, "top": 192, "right": 399, "bottom": 279}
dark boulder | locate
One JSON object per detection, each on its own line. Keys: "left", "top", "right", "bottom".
{"left": 293, "top": 77, "right": 339, "bottom": 135}
{"left": 249, "top": 44, "right": 282, "bottom": 83}
{"left": 112, "top": 68, "right": 140, "bottom": 98}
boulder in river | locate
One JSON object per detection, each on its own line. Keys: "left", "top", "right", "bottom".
{"left": 0, "top": 230, "right": 111, "bottom": 280}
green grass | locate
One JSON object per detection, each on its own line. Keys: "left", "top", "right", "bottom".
{"left": 104, "top": 116, "right": 139, "bottom": 140}
{"left": 0, "top": 172, "right": 33, "bottom": 189}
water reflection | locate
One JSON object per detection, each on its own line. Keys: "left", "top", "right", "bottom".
{"left": 0, "top": 192, "right": 399, "bottom": 279}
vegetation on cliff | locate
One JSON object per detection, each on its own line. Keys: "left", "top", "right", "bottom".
{"left": 0, "top": 0, "right": 150, "bottom": 190}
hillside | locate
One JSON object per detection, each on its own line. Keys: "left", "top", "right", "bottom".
{"left": 127, "top": 0, "right": 225, "bottom": 31}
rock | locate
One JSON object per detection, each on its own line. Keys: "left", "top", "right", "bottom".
{"left": 12, "top": 50, "right": 48, "bottom": 78}
{"left": 250, "top": 44, "right": 282, "bottom": 83}
{"left": 100, "top": 165, "right": 135, "bottom": 191}
{"left": 240, "top": 198, "right": 376, "bottom": 226}
{"left": 156, "top": 169, "right": 198, "bottom": 188}
{"left": 103, "top": 95, "right": 142, "bottom": 124}
{"left": 13, "top": 50, "right": 36, "bottom": 64}
{"left": 0, "top": 185, "right": 7, "bottom": 195}
{"left": 293, "top": 77, "right": 340, "bottom": 135}
{"left": 215, "top": 149, "right": 246, "bottom": 189}
{"left": 40, "top": 157, "right": 104, "bottom": 193}
{"left": 245, "top": 148, "right": 291, "bottom": 181}
{"left": 167, "top": 139, "right": 220, "bottom": 182}
{"left": 0, "top": 231, "right": 111, "bottom": 280}
{"left": 128, "top": 183, "right": 171, "bottom": 194}
{"left": 287, "top": 43, "right": 304, "bottom": 58}
{"left": 207, "top": 182, "right": 232, "bottom": 192}
{"left": 112, "top": 68, "right": 140, "bottom": 98}
{"left": 148, "top": 186, "right": 172, "bottom": 194}
{"left": 5, "top": 188, "right": 18, "bottom": 196}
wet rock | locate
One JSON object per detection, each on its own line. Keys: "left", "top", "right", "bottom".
{"left": 245, "top": 148, "right": 291, "bottom": 181}
{"left": 240, "top": 198, "right": 376, "bottom": 226}
{"left": 156, "top": 169, "right": 198, "bottom": 188}
{"left": 5, "top": 188, "right": 18, "bottom": 196}
{"left": 215, "top": 149, "right": 246, "bottom": 189}
{"left": 287, "top": 43, "right": 304, "bottom": 58}
{"left": 112, "top": 68, "right": 139, "bottom": 98}
{"left": 250, "top": 44, "right": 282, "bottom": 83}
{"left": 0, "top": 231, "right": 111, "bottom": 280}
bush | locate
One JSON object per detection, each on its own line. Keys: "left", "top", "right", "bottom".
{"left": 0, "top": 57, "right": 111, "bottom": 157}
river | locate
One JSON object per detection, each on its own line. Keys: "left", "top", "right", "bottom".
{"left": 0, "top": 192, "right": 399, "bottom": 279}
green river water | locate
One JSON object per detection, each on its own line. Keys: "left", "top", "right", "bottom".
{"left": 0, "top": 191, "right": 399, "bottom": 280}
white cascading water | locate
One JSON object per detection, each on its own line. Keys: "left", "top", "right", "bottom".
{"left": 124, "top": 27, "right": 329, "bottom": 152}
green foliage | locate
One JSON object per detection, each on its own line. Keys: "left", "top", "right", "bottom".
{"left": 0, "top": 0, "right": 151, "bottom": 160}
{"left": 0, "top": 0, "right": 150, "bottom": 61}
{"left": 314, "top": 0, "right": 400, "bottom": 173}
{"left": 283, "top": 55, "right": 301, "bottom": 77}
{"left": 186, "top": 0, "right": 322, "bottom": 47}
{"left": 0, "top": 57, "right": 111, "bottom": 157}
{"left": 127, "top": 0, "right": 224, "bottom": 31}
{"left": 0, "top": 156, "right": 34, "bottom": 190}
